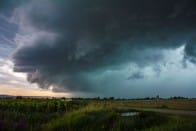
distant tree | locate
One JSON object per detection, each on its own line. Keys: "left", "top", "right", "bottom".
{"left": 109, "top": 97, "right": 114, "bottom": 100}
{"left": 170, "top": 96, "right": 187, "bottom": 100}
{"left": 156, "top": 95, "right": 159, "bottom": 100}
{"left": 16, "top": 96, "right": 23, "bottom": 99}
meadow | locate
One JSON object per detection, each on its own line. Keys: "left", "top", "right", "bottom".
{"left": 0, "top": 98, "right": 196, "bottom": 131}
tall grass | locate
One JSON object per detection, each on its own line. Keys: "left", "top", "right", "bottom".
{"left": 0, "top": 99, "right": 196, "bottom": 130}
{"left": 146, "top": 115, "right": 196, "bottom": 131}
{"left": 42, "top": 103, "right": 169, "bottom": 131}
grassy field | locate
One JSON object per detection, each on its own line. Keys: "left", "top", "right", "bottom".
{"left": 0, "top": 98, "right": 196, "bottom": 131}
{"left": 116, "top": 99, "right": 196, "bottom": 110}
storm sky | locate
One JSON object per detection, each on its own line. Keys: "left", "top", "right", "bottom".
{"left": 0, "top": 0, "right": 196, "bottom": 98}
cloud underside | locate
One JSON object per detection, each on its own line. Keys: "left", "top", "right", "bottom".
{"left": 6, "top": 0, "right": 196, "bottom": 94}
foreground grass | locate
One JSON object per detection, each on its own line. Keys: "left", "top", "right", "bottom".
{"left": 0, "top": 99, "right": 196, "bottom": 130}
{"left": 146, "top": 115, "right": 196, "bottom": 131}
{"left": 43, "top": 103, "right": 170, "bottom": 131}
{"left": 0, "top": 99, "right": 87, "bottom": 130}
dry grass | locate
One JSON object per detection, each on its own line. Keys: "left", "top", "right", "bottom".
{"left": 100, "top": 99, "right": 196, "bottom": 110}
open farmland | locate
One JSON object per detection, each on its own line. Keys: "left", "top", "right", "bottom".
{"left": 109, "top": 99, "right": 196, "bottom": 110}
{"left": 0, "top": 98, "right": 196, "bottom": 131}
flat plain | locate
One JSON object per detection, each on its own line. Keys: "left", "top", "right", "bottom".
{"left": 0, "top": 98, "right": 196, "bottom": 131}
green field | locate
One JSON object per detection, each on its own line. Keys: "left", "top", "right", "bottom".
{"left": 0, "top": 98, "right": 196, "bottom": 131}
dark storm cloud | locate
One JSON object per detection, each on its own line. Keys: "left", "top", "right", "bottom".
{"left": 11, "top": 0, "right": 196, "bottom": 92}
{"left": 127, "top": 72, "right": 145, "bottom": 80}
{"left": 184, "top": 37, "right": 196, "bottom": 63}
{"left": 0, "top": 0, "right": 28, "bottom": 16}
{"left": 0, "top": 0, "right": 25, "bottom": 58}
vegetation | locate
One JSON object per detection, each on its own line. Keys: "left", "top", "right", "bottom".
{"left": 43, "top": 104, "right": 169, "bottom": 131}
{"left": 0, "top": 98, "right": 87, "bottom": 130}
{"left": 0, "top": 98, "right": 196, "bottom": 131}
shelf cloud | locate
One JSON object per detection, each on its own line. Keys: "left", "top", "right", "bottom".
{"left": 1, "top": 0, "right": 196, "bottom": 97}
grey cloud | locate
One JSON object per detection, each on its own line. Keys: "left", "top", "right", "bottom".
{"left": 184, "top": 37, "right": 196, "bottom": 63}
{"left": 10, "top": 0, "right": 196, "bottom": 93}
{"left": 0, "top": 0, "right": 29, "bottom": 18}
{"left": 127, "top": 72, "right": 145, "bottom": 80}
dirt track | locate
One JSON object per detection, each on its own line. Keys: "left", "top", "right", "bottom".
{"left": 131, "top": 108, "right": 196, "bottom": 116}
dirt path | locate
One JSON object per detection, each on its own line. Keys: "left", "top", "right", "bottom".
{"left": 130, "top": 108, "right": 196, "bottom": 116}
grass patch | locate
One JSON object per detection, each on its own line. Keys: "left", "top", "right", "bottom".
{"left": 43, "top": 104, "right": 169, "bottom": 131}
{"left": 146, "top": 115, "right": 196, "bottom": 131}
{"left": 0, "top": 99, "right": 196, "bottom": 130}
